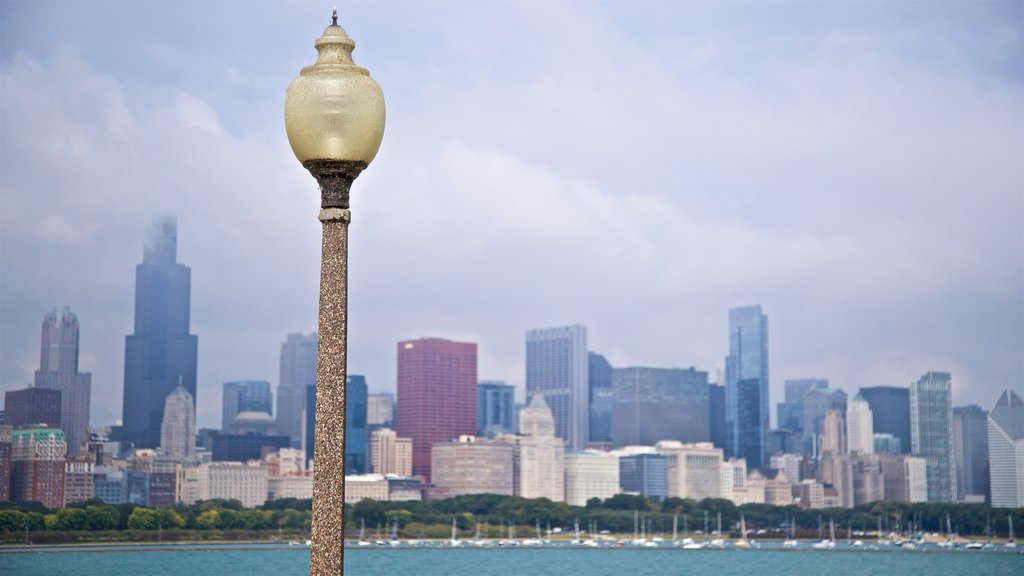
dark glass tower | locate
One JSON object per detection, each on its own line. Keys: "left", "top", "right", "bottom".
{"left": 306, "top": 373, "right": 368, "bottom": 475}
{"left": 725, "top": 305, "right": 769, "bottom": 470}
{"left": 478, "top": 380, "right": 514, "bottom": 437}
{"left": 588, "top": 352, "right": 613, "bottom": 444}
{"left": 859, "top": 386, "right": 911, "bottom": 455}
{"left": 121, "top": 218, "right": 198, "bottom": 449}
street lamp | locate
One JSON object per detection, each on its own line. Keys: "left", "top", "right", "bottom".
{"left": 284, "top": 8, "right": 385, "bottom": 576}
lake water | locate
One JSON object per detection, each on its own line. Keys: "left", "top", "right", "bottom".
{"left": 3, "top": 543, "right": 1023, "bottom": 576}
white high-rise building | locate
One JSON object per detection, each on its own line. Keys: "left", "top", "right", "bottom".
{"left": 988, "top": 389, "right": 1024, "bottom": 508}
{"left": 770, "top": 453, "right": 803, "bottom": 483}
{"left": 847, "top": 393, "right": 874, "bottom": 454}
{"left": 564, "top": 451, "right": 619, "bottom": 506}
{"left": 525, "top": 325, "right": 588, "bottom": 450}
{"left": 516, "top": 395, "right": 565, "bottom": 501}
{"left": 656, "top": 441, "right": 724, "bottom": 501}
{"left": 160, "top": 386, "right": 195, "bottom": 461}
{"left": 180, "top": 462, "right": 269, "bottom": 508}
{"left": 370, "top": 427, "right": 413, "bottom": 476}
{"left": 910, "top": 371, "right": 956, "bottom": 502}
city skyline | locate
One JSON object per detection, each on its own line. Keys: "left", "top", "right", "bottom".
{"left": 2, "top": 2, "right": 1022, "bottom": 430}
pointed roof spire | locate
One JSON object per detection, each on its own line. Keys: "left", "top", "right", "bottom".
{"left": 332, "top": 6, "right": 338, "bottom": 26}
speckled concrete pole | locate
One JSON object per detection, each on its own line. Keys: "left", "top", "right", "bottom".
{"left": 307, "top": 159, "right": 364, "bottom": 576}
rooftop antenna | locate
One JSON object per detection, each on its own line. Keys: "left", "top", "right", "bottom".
{"left": 332, "top": 6, "right": 338, "bottom": 26}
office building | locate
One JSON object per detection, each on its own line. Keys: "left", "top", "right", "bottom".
{"left": 160, "top": 386, "right": 195, "bottom": 461}
{"left": 516, "top": 394, "right": 565, "bottom": 501}
{"left": 430, "top": 435, "right": 514, "bottom": 496}
{"left": 525, "top": 325, "right": 589, "bottom": 450}
{"left": 953, "top": 404, "right": 988, "bottom": 501}
{"left": 277, "top": 333, "right": 317, "bottom": 447}
{"left": 708, "top": 383, "right": 726, "bottom": 450}
{"left": 588, "top": 352, "right": 614, "bottom": 444}
{"left": 344, "top": 474, "right": 422, "bottom": 503}
{"left": 612, "top": 366, "right": 709, "bottom": 447}
{"left": 910, "top": 371, "right": 956, "bottom": 502}
{"left": 303, "top": 373, "right": 367, "bottom": 474}
{"left": 987, "top": 389, "right": 1024, "bottom": 508}
{"left": 0, "top": 428, "right": 11, "bottom": 501}
{"left": 366, "top": 393, "right": 394, "bottom": 426}
{"left": 802, "top": 386, "right": 846, "bottom": 456}
{"left": 32, "top": 307, "right": 91, "bottom": 453}
{"left": 370, "top": 427, "right": 413, "bottom": 476}
{"left": 3, "top": 387, "right": 61, "bottom": 430}
{"left": 222, "top": 380, "right": 272, "bottom": 430}
{"left": 847, "top": 393, "right": 874, "bottom": 454}
{"left": 656, "top": 441, "right": 724, "bottom": 501}
{"left": 859, "top": 386, "right": 912, "bottom": 454}
{"left": 878, "top": 453, "right": 928, "bottom": 503}
{"left": 619, "top": 452, "right": 668, "bottom": 501}
{"left": 180, "top": 461, "right": 269, "bottom": 508}
{"left": 724, "top": 305, "right": 769, "bottom": 470}
{"left": 396, "top": 338, "right": 477, "bottom": 482}
{"left": 777, "top": 378, "right": 827, "bottom": 431}
{"left": 202, "top": 430, "right": 290, "bottom": 463}
{"left": 122, "top": 219, "right": 199, "bottom": 449}
{"left": 767, "top": 428, "right": 803, "bottom": 456}
{"left": 564, "top": 451, "right": 619, "bottom": 506}
{"left": 10, "top": 428, "right": 66, "bottom": 509}
{"left": 478, "top": 380, "right": 515, "bottom": 437}
{"left": 873, "top": 433, "right": 901, "bottom": 454}
{"left": 770, "top": 453, "right": 803, "bottom": 484}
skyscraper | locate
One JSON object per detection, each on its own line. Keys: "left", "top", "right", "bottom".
{"left": 222, "top": 380, "right": 273, "bottom": 430}
{"left": 304, "top": 373, "right": 367, "bottom": 474}
{"left": 525, "top": 325, "right": 588, "bottom": 450}
{"left": 612, "top": 366, "right": 709, "bottom": 447}
{"left": 33, "top": 307, "right": 91, "bottom": 453}
{"left": 859, "top": 386, "right": 912, "bottom": 455}
{"left": 516, "top": 394, "right": 565, "bottom": 501}
{"left": 160, "top": 386, "right": 195, "bottom": 461}
{"left": 847, "top": 393, "right": 874, "bottom": 454}
{"left": 708, "top": 383, "right": 726, "bottom": 450}
{"left": 588, "top": 352, "right": 614, "bottom": 444}
{"left": 395, "top": 337, "right": 477, "bottom": 482}
{"left": 122, "top": 218, "right": 198, "bottom": 449}
{"left": 3, "top": 387, "right": 61, "bottom": 430}
{"left": 777, "top": 378, "right": 827, "bottom": 431}
{"left": 366, "top": 393, "right": 394, "bottom": 427}
{"left": 953, "top": 404, "right": 988, "bottom": 501}
{"left": 910, "top": 371, "right": 956, "bottom": 502}
{"left": 802, "top": 386, "right": 847, "bottom": 456}
{"left": 725, "top": 305, "right": 769, "bottom": 470}
{"left": 10, "top": 428, "right": 66, "bottom": 509}
{"left": 477, "top": 380, "right": 514, "bottom": 437}
{"left": 278, "top": 333, "right": 317, "bottom": 448}
{"left": 987, "top": 389, "right": 1024, "bottom": 508}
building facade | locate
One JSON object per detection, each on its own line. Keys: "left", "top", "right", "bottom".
{"left": 612, "top": 367, "right": 709, "bottom": 447}
{"left": 515, "top": 395, "right": 565, "bottom": 501}
{"left": 32, "top": 307, "right": 91, "bottom": 453}
{"left": 987, "top": 389, "right": 1024, "bottom": 508}
{"left": 122, "top": 219, "right": 199, "bottom": 450}
{"left": 656, "top": 441, "right": 723, "bottom": 501}
{"left": 366, "top": 393, "right": 394, "bottom": 427}
{"left": 525, "top": 325, "right": 588, "bottom": 450}
{"left": 847, "top": 393, "right": 874, "bottom": 454}
{"left": 160, "top": 386, "right": 196, "bottom": 461}
{"left": 430, "top": 436, "right": 514, "bottom": 496}
{"left": 588, "top": 352, "right": 614, "bottom": 444}
{"left": 370, "top": 427, "right": 413, "bottom": 476}
{"left": 910, "top": 371, "right": 956, "bottom": 502}
{"left": 396, "top": 338, "right": 478, "bottom": 482}
{"left": 564, "top": 451, "right": 619, "bottom": 506}
{"left": 724, "top": 306, "right": 769, "bottom": 470}
{"left": 619, "top": 453, "right": 668, "bottom": 501}
{"left": 802, "top": 386, "right": 846, "bottom": 456}
{"left": 477, "top": 380, "right": 515, "bottom": 438}
{"left": 859, "top": 386, "right": 912, "bottom": 455}
{"left": 277, "top": 332, "right": 317, "bottom": 448}
{"left": 953, "top": 404, "right": 988, "bottom": 501}
{"left": 222, "top": 380, "right": 272, "bottom": 430}
{"left": 3, "top": 387, "right": 61, "bottom": 430}
{"left": 10, "top": 428, "right": 66, "bottom": 509}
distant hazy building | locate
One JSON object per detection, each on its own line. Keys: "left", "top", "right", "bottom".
{"left": 847, "top": 393, "right": 874, "bottom": 454}
{"left": 770, "top": 453, "right": 803, "bottom": 484}
{"left": 122, "top": 219, "right": 198, "bottom": 450}
{"left": 725, "top": 305, "right": 769, "bottom": 470}
{"left": 477, "top": 380, "right": 515, "bottom": 437}
{"left": 345, "top": 375, "right": 369, "bottom": 474}
{"left": 619, "top": 452, "right": 668, "bottom": 501}
{"left": 878, "top": 453, "right": 928, "bottom": 503}
{"left": 873, "top": 433, "right": 902, "bottom": 454}
{"left": 431, "top": 436, "right": 514, "bottom": 496}
{"left": 859, "top": 386, "right": 911, "bottom": 455}
{"left": 203, "top": 430, "right": 290, "bottom": 463}
{"left": 180, "top": 461, "right": 269, "bottom": 508}
{"left": 767, "top": 428, "right": 803, "bottom": 456}
{"left": 277, "top": 332, "right": 317, "bottom": 448}
{"left": 370, "top": 427, "right": 412, "bottom": 476}
{"left": 656, "top": 441, "right": 723, "bottom": 501}
{"left": 612, "top": 366, "right": 709, "bottom": 447}
{"left": 366, "top": 393, "right": 394, "bottom": 427}
{"left": 708, "top": 384, "right": 726, "bottom": 450}
{"left": 344, "top": 474, "right": 422, "bottom": 503}
{"left": 222, "top": 380, "right": 272, "bottom": 430}
{"left": 588, "top": 352, "right": 614, "bottom": 444}
{"left": 0, "top": 428, "right": 11, "bottom": 501}
{"left": 515, "top": 395, "right": 565, "bottom": 501}
{"left": 10, "top": 428, "right": 66, "bottom": 509}
{"left": 953, "top": 404, "right": 989, "bottom": 502}
{"left": 3, "top": 387, "right": 61, "bottom": 430}
{"left": 802, "top": 386, "right": 846, "bottom": 456}
{"left": 32, "top": 307, "right": 91, "bottom": 453}
{"left": 396, "top": 338, "right": 478, "bottom": 482}
{"left": 160, "top": 386, "right": 195, "bottom": 461}
{"left": 987, "top": 389, "right": 1024, "bottom": 508}
{"left": 849, "top": 453, "right": 884, "bottom": 505}
{"left": 564, "top": 451, "right": 619, "bottom": 506}
{"left": 228, "top": 411, "right": 276, "bottom": 436}
{"left": 910, "top": 371, "right": 956, "bottom": 502}
{"left": 268, "top": 476, "right": 313, "bottom": 501}
{"left": 777, "top": 378, "right": 827, "bottom": 431}
{"left": 525, "top": 325, "right": 589, "bottom": 450}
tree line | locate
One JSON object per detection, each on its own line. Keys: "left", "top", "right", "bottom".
{"left": 2, "top": 495, "right": 1022, "bottom": 543}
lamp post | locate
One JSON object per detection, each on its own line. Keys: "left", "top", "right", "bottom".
{"left": 284, "top": 9, "right": 385, "bottom": 576}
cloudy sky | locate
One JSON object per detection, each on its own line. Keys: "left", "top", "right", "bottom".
{"left": 2, "top": 1, "right": 1021, "bottom": 430}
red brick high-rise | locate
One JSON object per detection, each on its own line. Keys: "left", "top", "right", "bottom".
{"left": 396, "top": 338, "right": 477, "bottom": 483}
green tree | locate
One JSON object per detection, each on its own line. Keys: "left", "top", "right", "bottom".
{"left": 127, "top": 508, "right": 157, "bottom": 530}
{"left": 196, "top": 509, "right": 221, "bottom": 530}
{"left": 0, "top": 509, "right": 26, "bottom": 533}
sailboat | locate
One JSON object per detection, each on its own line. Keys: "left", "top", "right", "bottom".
{"left": 470, "top": 522, "right": 488, "bottom": 547}
{"left": 683, "top": 513, "right": 705, "bottom": 549}
{"left": 812, "top": 517, "right": 834, "bottom": 550}
{"left": 709, "top": 512, "right": 725, "bottom": 548}
{"left": 783, "top": 513, "right": 798, "bottom": 548}
{"left": 1006, "top": 514, "right": 1017, "bottom": 549}
{"left": 357, "top": 519, "right": 371, "bottom": 547}
{"left": 522, "top": 519, "right": 543, "bottom": 546}
{"left": 938, "top": 514, "right": 955, "bottom": 548}
{"left": 449, "top": 517, "right": 462, "bottom": 547}
{"left": 388, "top": 518, "right": 401, "bottom": 546}
{"left": 735, "top": 514, "right": 750, "bottom": 548}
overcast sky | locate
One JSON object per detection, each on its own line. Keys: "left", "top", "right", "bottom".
{"left": 2, "top": 1, "right": 1021, "bottom": 431}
